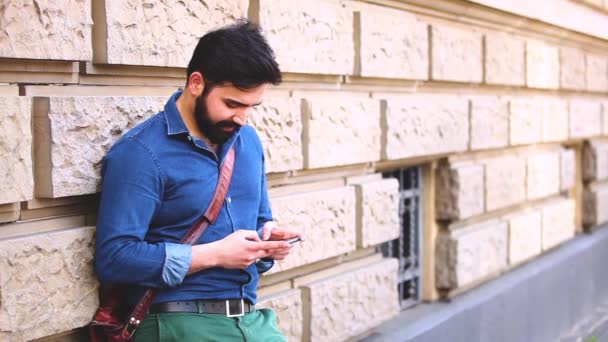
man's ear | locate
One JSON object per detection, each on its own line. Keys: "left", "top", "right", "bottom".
{"left": 186, "top": 72, "right": 204, "bottom": 96}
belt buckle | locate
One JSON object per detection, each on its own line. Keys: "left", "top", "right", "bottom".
{"left": 226, "top": 299, "right": 245, "bottom": 317}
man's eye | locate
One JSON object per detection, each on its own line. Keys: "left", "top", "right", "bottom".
{"left": 226, "top": 103, "right": 239, "bottom": 108}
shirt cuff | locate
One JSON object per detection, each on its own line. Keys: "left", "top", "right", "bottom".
{"left": 161, "top": 243, "right": 192, "bottom": 287}
{"left": 256, "top": 258, "right": 275, "bottom": 274}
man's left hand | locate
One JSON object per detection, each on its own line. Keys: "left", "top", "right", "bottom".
{"left": 260, "top": 222, "right": 303, "bottom": 260}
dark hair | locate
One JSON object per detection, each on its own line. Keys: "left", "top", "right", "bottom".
{"left": 187, "top": 20, "right": 282, "bottom": 89}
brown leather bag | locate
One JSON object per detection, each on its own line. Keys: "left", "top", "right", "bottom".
{"left": 89, "top": 147, "right": 236, "bottom": 341}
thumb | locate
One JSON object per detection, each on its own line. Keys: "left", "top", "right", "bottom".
{"left": 262, "top": 222, "right": 277, "bottom": 240}
{"left": 238, "top": 229, "right": 261, "bottom": 242}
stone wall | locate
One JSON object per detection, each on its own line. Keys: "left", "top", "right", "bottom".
{"left": 1, "top": 0, "right": 607, "bottom": 341}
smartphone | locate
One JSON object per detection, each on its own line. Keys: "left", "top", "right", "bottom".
{"left": 285, "top": 237, "right": 301, "bottom": 245}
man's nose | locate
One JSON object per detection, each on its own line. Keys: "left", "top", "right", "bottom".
{"left": 233, "top": 108, "right": 250, "bottom": 126}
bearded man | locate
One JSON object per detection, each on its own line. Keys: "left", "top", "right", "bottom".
{"left": 95, "top": 20, "right": 301, "bottom": 341}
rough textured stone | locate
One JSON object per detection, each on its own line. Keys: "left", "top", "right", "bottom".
{"left": 248, "top": 97, "right": 303, "bottom": 173}
{"left": 484, "top": 33, "right": 525, "bottom": 86}
{"left": 102, "top": 0, "right": 247, "bottom": 66}
{"left": 257, "top": 0, "right": 353, "bottom": 75}
{"left": 527, "top": 151, "right": 560, "bottom": 200}
{"left": 526, "top": 40, "right": 559, "bottom": 89}
{"left": 470, "top": 96, "right": 509, "bottom": 150}
{"left": 584, "top": 182, "right": 608, "bottom": 228}
{"left": 303, "top": 97, "right": 380, "bottom": 169}
{"left": 586, "top": 53, "right": 608, "bottom": 92}
{"left": 431, "top": 24, "right": 483, "bottom": 82}
{"left": 483, "top": 155, "right": 526, "bottom": 211}
{"left": 268, "top": 187, "right": 356, "bottom": 273}
{"left": 509, "top": 99, "right": 543, "bottom": 145}
{"left": 603, "top": 102, "right": 608, "bottom": 135}
{"left": 0, "top": 227, "right": 98, "bottom": 341}
{"left": 354, "top": 178, "right": 400, "bottom": 248}
{"left": 570, "top": 100, "right": 602, "bottom": 139}
{"left": 382, "top": 95, "right": 469, "bottom": 160}
{"left": 560, "top": 47, "right": 586, "bottom": 90}
{"left": 583, "top": 139, "right": 608, "bottom": 181}
{"left": 303, "top": 259, "right": 399, "bottom": 342}
{"left": 436, "top": 161, "right": 485, "bottom": 221}
{"left": 357, "top": 6, "right": 428, "bottom": 79}
{"left": 542, "top": 99, "right": 569, "bottom": 142}
{"left": 257, "top": 290, "right": 303, "bottom": 342}
{"left": 0, "top": 0, "right": 92, "bottom": 60}
{"left": 561, "top": 148, "right": 577, "bottom": 191}
{"left": 541, "top": 198, "right": 576, "bottom": 250}
{"left": 0, "top": 97, "right": 33, "bottom": 205}
{"left": 437, "top": 219, "right": 508, "bottom": 289}
{"left": 506, "top": 209, "right": 542, "bottom": 265}
{"left": 40, "top": 96, "right": 165, "bottom": 197}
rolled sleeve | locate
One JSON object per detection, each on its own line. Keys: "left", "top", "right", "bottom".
{"left": 95, "top": 137, "right": 168, "bottom": 287}
{"left": 256, "top": 258, "right": 275, "bottom": 274}
{"left": 162, "top": 243, "right": 192, "bottom": 287}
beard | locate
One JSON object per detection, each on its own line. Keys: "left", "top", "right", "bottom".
{"left": 194, "top": 91, "right": 240, "bottom": 145}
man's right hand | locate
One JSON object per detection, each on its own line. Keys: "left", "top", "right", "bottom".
{"left": 189, "top": 230, "right": 290, "bottom": 273}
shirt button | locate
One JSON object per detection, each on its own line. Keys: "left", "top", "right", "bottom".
{"left": 227, "top": 197, "right": 232, "bottom": 203}
{"left": 186, "top": 136, "right": 192, "bottom": 141}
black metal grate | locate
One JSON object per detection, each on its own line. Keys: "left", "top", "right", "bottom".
{"left": 381, "top": 167, "right": 423, "bottom": 309}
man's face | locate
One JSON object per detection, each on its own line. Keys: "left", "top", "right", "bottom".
{"left": 194, "top": 83, "right": 266, "bottom": 145}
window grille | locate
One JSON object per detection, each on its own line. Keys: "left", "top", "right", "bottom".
{"left": 381, "top": 167, "right": 423, "bottom": 309}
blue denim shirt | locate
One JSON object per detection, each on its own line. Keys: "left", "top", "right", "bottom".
{"left": 95, "top": 91, "right": 274, "bottom": 305}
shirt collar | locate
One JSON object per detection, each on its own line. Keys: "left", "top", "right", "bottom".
{"left": 164, "top": 90, "right": 189, "bottom": 136}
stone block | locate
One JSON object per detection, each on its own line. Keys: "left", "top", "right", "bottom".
{"left": 569, "top": 100, "right": 602, "bottom": 139}
{"left": 583, "top": 139, "right": 608, "bottom": 181}
{"left": 302, "top": 259, "right": 399, "bottom": 342}
{"left": 586, "top": 53, "right": 608, "bottom": 92}
{"left": 483, "top": 155, "right": 526, "bottom": 211}
{"left": 248, "top": 97, "right": 303, "bottom": 173}
{"left": 559, "top": 47, "right": 586, "bottom": 90}
{"left": 437, "top": 219, "right": 508, "bottom": 289}
{"left": 257, "top": 0, "right": 354, "bottom": 75}
{"left": 542, "top": 99, "right": 569, "bottom": 142}
{"left": 430, "top": 24, "right": 483, "bottom": 82}
{"left": 0, "top": 96, "right": 33, "bottom": 205}
{"left": 541, "top": 198, "right": 576, "bottom": 250}
{"left": 382, "top": 95, "right": 469, "bottom": 160}
{"left": 526, "top": 40, "right": 559, "bottom": 89}
{"left": 0, "top": 227, "right": 98, "bottom": 341}
{"left": 0, "top": 204, "right": 20, "bottom": 224}
{"left": 561, "top": 148, "right": 577, "bottom": 191}
{"left": 436, "top": 161, "right": 485, "bottom": 221}
{"left": 470, "top": 96, "right": 509, "bottom": 150}
{"left": 506, "top": 209, "right": 542, "bottom": 265}
{"left": 584, "top": 182, "right": 608, "bottom": 228}
{"left": 0, "top": 0, "right": 92, "bottom": 60}
{"left": 98, "top": 0, "right": 247, "bottom": 66}
{"left": 268, "top": 187, "right": 356, "bottom": 273}
{"left": 526, "top": 151, "right": 560, "bottom": 200}
{"left": 303, "top": 97, "right": 381, "bottom": 169}
{"left": 604, "top": 102, "right": 608, "bottom": 135}
{"left": 509, "top": 99, "right": 543, "bottom": 145}
{"left": 257, "top": 289, "right": 303, "bottom": 342}
{"left": 356, "top": 6, "right": 428, "bottom": 79}
{"left": 354, "top": 178, "right": 400, "bottom": 248}
{"left": 34, "top": 96, "right": 166, "bottom": 198}
{"left": 484, "top": 33, "right": 525, "bottom": 86}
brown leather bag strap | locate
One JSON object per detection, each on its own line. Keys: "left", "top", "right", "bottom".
{"left": 120, "top": 147, "right": 236, "bottom": 339}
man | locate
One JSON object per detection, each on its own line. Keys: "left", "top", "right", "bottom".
{"left": 95, "top": 20, "right": 301, "bottom": 341}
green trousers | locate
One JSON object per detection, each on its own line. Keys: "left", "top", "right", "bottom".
{"left": 133, "top": 308, "right": 287, "bottom": 342}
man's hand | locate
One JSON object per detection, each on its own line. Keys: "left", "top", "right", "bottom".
{"left": 260, "top": 222, "right": 303, "bottom": 260}
{"left": 190, "top": 230, "right": 289, "bottom": 273}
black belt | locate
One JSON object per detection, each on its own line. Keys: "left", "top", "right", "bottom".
{"left": 149, "top": 299, "right": 254, "bottom": 317}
